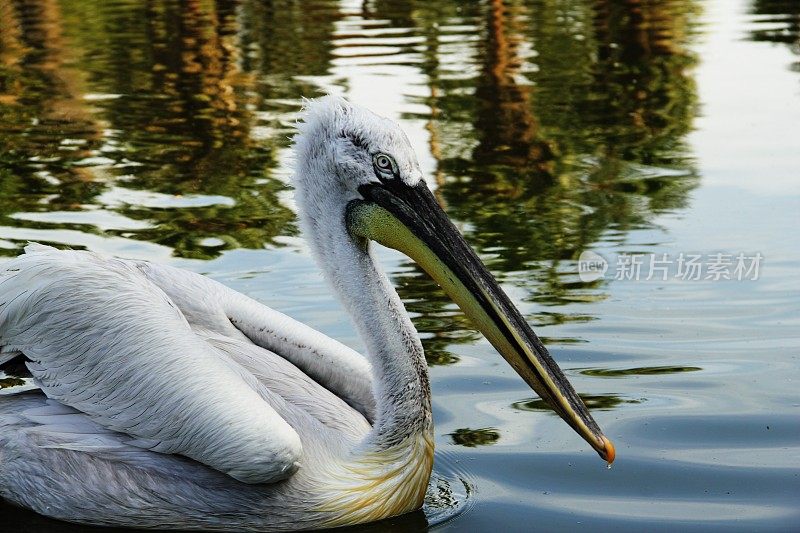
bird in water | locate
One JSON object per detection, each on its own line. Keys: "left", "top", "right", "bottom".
{"left": 0, "top": 96, "right": 614, "bottom": 531}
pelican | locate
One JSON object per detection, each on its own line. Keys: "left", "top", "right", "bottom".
{"left": 0, "top": 96, "right": 614, "bottom": 531}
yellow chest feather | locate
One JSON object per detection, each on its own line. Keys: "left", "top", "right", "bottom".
{"left": 317, "top": 432, "right": 435, "bottom": 527}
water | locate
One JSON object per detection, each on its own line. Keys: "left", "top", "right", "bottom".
{"left": 1, "top": 0, "right": 798, "bottom": 530}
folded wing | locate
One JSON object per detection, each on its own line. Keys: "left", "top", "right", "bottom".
{"left": 0, "top": 245, "right": 301, "bottom": 484}
{"left": 128, "top": 258, "right": 375, "bottom": 422}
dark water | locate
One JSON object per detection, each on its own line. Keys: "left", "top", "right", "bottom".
{"left": 1, "top": 0, "right": 799, "bottom": 531}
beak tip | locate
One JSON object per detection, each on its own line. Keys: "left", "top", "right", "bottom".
{"left": 600, "top": 436, "right": 616, "bottom": 464}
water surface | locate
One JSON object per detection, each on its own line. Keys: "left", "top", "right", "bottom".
{"left": 1, "top": 0, "right": 799, "bottom": 531}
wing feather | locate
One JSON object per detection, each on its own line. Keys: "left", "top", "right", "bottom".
{"left": 202, "top": 332, "right": 371, "bottom": 438}
{"left": 0, "top": 246, "right": 301, "bottom": 484}
{"left": 130, "top": 259, "right": 376, "bottom": 421}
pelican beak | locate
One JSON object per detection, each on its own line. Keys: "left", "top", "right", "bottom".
{"left": 347, "top": 180, "right": 615, "bottom": 464}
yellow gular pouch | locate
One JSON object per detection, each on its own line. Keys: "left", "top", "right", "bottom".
{"left": 318, "top": 432, "right": 435, "bottom": 527}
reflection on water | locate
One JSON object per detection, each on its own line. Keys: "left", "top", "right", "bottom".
{"left": 749, "top": 0, "right": 800, "bottom": 72}
{"left": 390, "top": 0, "right": 701, "bottom": 363}
{"left": 580, "top": 365, "right": 703, "bottom": 377}
{"left": 513, "top": 393, "right": 641, "bottom": 412}
{"left": 0, "top": 376, "right": 25, "bottom": 388}
{"left": 449, "top": 427, "right": 501, "bottom": 447}
{"left": 0, "top": 357, "right": 33, "bottom": 392}
{"left": 0, "top": 0, "right": 297, "bottom": 259}
{"left": 1, "top": 0, "right": 799, "bottom": 530}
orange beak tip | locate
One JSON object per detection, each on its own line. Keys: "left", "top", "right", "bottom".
{"left": 600, "top": 436, "right": 616, "bottom": 465}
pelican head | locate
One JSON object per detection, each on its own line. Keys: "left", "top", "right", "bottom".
{"left": 293, "top": 95, "right": 614, "bottom": 464}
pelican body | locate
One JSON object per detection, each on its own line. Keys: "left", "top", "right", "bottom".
{"left": 0, "top": 97, "right": 613, "bottom": 531}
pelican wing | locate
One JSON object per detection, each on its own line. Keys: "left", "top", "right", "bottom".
{"left": 0, "top": 394, "right": 255, "bottom": 528}
{"left": 128, "top": 259, "right": 375, "bottom": 421}
{"left": 0, "top": 245, "right": 303, "bottom": 484}
{"left": 2, "top": 396, "right": 230, "bottom": 485}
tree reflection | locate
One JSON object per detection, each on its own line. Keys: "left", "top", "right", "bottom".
{"left": 749, "top": 0, "right": 800, "bottom": 73}
{"left": 239, "top": 0, "right": 342, "bottom": 99}
{"left": 586, "top": 0, "right": 700, "bottom": 163}
{"left": 580, "top": 365, "right": 701, "bottom": 377}
{"left": 472, "top": 0, "right": 554, "bottom": 187}
{"left": 513, "top": 393, "right": 640, "bottom": 412}
{"left": 0, "top": 1, "right": 353, "bottom": 259}
{"left": 388, "top": 0, "right": 699, "bottom": 365}
{"left": 0, "top": 0, "right": 103, "bottom": 248}
{"left": 58, "top": 0, "right": 303, "bottom": 259}
{"left": 449, "top": 427, "right": 501, "bottom": 447}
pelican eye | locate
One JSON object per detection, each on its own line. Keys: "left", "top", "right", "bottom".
{"left": 373, "top": 153, "right": 395, "bottom": 175}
